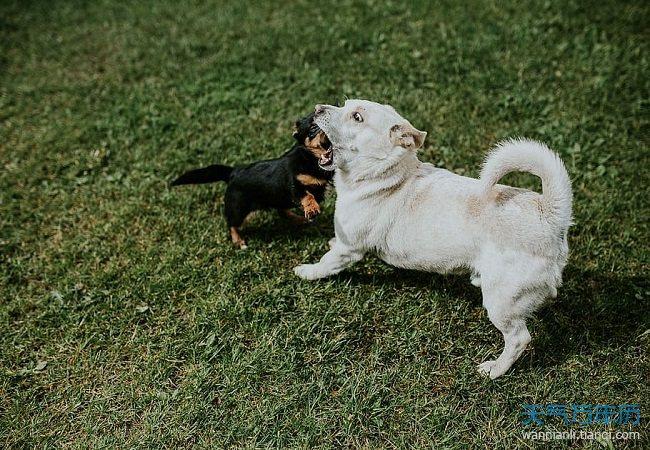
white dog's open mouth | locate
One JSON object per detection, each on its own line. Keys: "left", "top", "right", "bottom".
{"left": 318, "top": 136, "right": 335, "bottom": 171}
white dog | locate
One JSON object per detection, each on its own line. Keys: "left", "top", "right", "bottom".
{"left": 293, "top": 99, "right": 573, "bottom": 379}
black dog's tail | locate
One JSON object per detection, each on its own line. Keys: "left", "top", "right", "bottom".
{"left": 171, "top": 164, "right": 234, "bottom": 186}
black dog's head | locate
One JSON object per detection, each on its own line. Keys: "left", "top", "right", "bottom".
{"left": 293, "top": 112, "right": 333, "bottom": 170}
{"left": 293, "top": 112, "right": 325, "bottom": 145}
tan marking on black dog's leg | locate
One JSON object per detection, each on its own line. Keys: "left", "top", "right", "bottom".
{"left": 300, "top": 192, "right": 320, "bottom": 221}
{"left": 296, "top": 174, "right": 328, "bottom": 187}
{"left": 229, "top": 227, "right": 247, "bottom": 249}
{"left": 282, "top": 209, "right": 308, "bottom": 225}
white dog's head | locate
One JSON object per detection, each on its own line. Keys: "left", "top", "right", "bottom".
{"left": 313, "top": 99, "right": 426, "bottom": 177}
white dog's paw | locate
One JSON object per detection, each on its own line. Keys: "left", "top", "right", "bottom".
{"left": 293, "top": 264, "right": 327, "bottom": 280}
{"left": 470, "top": 275, "right": 481, "bottom": 287}
{"left": 477, "top": 359, "right": 508, "bottom": 379}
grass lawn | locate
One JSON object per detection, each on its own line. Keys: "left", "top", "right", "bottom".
{"left": 1, "top": 0, "right": 648, "bottom": 447}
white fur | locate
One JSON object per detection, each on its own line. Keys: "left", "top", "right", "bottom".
{"left": 294, "top": 100, "right": 573, "bottom": 379}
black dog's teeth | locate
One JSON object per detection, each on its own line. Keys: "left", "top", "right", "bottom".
{"left": 319, "top": 149, "right": 333, "bottom": 168}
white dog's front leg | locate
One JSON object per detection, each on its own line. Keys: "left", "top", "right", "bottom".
{"left": 294, "top": 240, "right": 364, "bottom": 280}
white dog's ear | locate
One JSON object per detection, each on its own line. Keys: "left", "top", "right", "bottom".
{"left": 390, "top": 123, "right": 427, "bottom": 150}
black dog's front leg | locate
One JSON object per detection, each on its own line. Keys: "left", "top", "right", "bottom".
{"left": 292, "top": 173, "right": 327, "bottom": 220}
{"left": 300, "top": 191, "right": 321, "bottom": 220}
{"left": 291, "top": 180, "right": 321, "bottom": 221}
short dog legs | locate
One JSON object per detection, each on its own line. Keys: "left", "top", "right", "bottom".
{"left": 294, "top": 240, "right": 364, "bottom": 280}
{"left": 229, "top": 227, "right": 247, "bottom": 250}
{"left": 477, "top": 292, "right": 532, "bottom": 379}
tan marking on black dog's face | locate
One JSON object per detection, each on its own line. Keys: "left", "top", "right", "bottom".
{"left": 304, "top": 130, "right": 331, "bottom": 159}
{"left": 296, "top": 173, "right": 328, "bottom": 186}
{"left": 293, "top": 112, "right": 334, "bottom": 170}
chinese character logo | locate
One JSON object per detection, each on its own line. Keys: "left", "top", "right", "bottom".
{"left": 521, "top": 404, "right": 641, "bottom": 426}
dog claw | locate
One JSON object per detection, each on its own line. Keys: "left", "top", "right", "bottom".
{"left": 300, "top": 193, "right": 321, "bottom": 221}
{"left": 303, "top": 206, "right": 320, "bottom": 221}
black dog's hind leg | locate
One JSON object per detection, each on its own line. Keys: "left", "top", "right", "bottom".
{"left": 224, "top": 188, "right": 252, "bottom": 249}
{"left": 229, "top": 227, "right": 247, "bottom": 249}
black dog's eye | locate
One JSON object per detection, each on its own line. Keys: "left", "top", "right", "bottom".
{"left": 352, "top": 112, "right": 363, "bottom": 122}
{"left": 308, "top": 123, "right": 321, "bottom": 138}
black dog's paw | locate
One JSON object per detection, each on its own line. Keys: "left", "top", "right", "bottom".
{"left": 302, "top": 195, "right": 321, "bottom": 221}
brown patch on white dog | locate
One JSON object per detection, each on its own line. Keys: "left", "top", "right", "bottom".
{"left": 493, "top": 187, "right": 527, "bottom": 205}
{"left": 467, "top": 196, "right": 483, "bottom": 217}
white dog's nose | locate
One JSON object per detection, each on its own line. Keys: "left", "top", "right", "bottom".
{"left": 315, "top": 104, "right": 327, "bottom": 115}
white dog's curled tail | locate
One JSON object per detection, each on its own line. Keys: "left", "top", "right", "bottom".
{"left": 480, "top": 138, "right": 573, "bottom": 226}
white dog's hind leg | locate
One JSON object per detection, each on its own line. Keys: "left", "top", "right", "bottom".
{"left": 478, "top": 317, "right": 531, "bottom": 379}
{"left": 294, "top": 241, "right": 364, "bottom": 280}
{"left": 477, "top": 292, "right": 532, "bottom": 379}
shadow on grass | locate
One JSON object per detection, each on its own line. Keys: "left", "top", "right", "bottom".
{"left": 241, "top": 211, "right": 335, "bottom": 243}
{"left": 344, "top": 265, "right": 647, "bottom": 372}
{"left": 240, "top": 219, "right": 646, "bottom": 371}
{"left": 533, "top": 266, "right": 647, "bottom": 369}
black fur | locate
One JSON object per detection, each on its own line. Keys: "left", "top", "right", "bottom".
{"left": 170, "top": 164, "right": 233, "bottom": 186}
{"left": 171, "top": 112, "right": 333, "bottom": 246}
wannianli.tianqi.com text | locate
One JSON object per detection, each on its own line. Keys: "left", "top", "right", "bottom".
{"left": 522, "top": 430, "right": 641, "bottom": 442}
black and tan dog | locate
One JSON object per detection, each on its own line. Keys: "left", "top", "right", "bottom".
{"left": 171, "top": 113, "right": 334, "bottom": 249}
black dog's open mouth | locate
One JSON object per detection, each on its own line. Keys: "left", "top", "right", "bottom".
{"left": 318, "top": 136, "right": 334, "bottom": 170}
{"left": 308, "top": 121, "right": 334, "bottom": 171}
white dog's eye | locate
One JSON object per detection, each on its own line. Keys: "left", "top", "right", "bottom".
{"left": 352, "top": 112, "right": 363, "bottom": 122}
